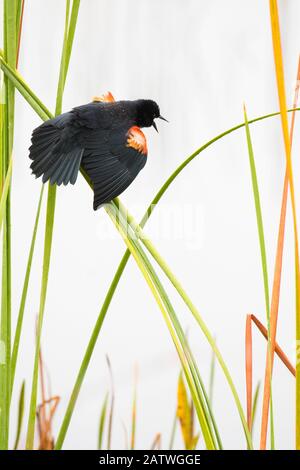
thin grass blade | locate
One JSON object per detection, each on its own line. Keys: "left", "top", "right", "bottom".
{"left": 104, "top": 204, "right": 217, "bottom": 450}
{"left": 25, "top": 0, "right": 80, "bottom": 448}
{"left": 0, "top": 0, "right": 18, "bottom": 450}
{"left": 245, "top": 314, "right": 253, "bottom": 432}
{"left": 0, "top": 156, "right": 12, "bottom": 233}
{"left": 98, "top": 392, "right": 108, "bottom": 450}
{"left": 260, "top": 20, "right": 300, "bottom": 444}
{"left": 251, "top": 382, "right": 260, "bottom": 437}
{"left": 10, "top": 186, "right": 44, "bottom": 398}
{"left": 13, "top": 380, "right": 25, "bottom": 449}
{"left": 130, "top": 366, "right": 137, "bottom": 450}
{"left": 169, "top": 408, "right": 177, "bottom": 450}
{"left": 106, "top": 356, "right": 114, "bottom": 451}
{"left": 112, "top": 199, "right": 252, "bottom": 448}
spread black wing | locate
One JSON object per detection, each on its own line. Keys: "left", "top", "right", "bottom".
{"left": 29, "top": 112, "right": 84, "bottom": 186}
{"left": 29, "top": 104, "right": 147, "bottom": 210}
{"left": 81, "top": 126, "right": 147, "bottom": 210}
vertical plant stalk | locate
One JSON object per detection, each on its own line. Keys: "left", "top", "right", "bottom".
{"left": 0, "top": 0, "right": 18, "bottom": 450}
{"left": 245, "top": 314, "right": 253, "bottom": 432}
{"left": 268, "top": 1, "right": 300, "bottom": 449}
{"left": 10, "top": 186, "right": 44, "bottom": 398}
{"left": 251, "top": 382, "right": 260, "bottom": 437}
{"left": 0, "top": 156, "right": 12, "bottom": 232}
{"left": 243, "top": 104, "right": 275, "bottom": 447}
{"left": 98, "top": 392, "right": 108, "bottom": 450}
{"left": 13, "top": 380, "right": 25, "bottom": 449}
{"left": 130, "top": 366, "right": 138, "bottom": 450}
{"left": 15, "top": 0, "right": 24, "bottom": 69}
{"left": 1, "top": 53, "right": 49, "bottom": 402}
{"left": 260, "top": 20, "right": 300, "bottom": 446}
{"left": 150, "top": 433, "right": 161, "bottom": 450}
{"left": 25, "top": 0, "right": 80, "bottom": 449}
{"left": 25, "top": 186, "right": 56, "bottom": 449}
{"left": 260, "top": 171, "right": 288, "bottom": 450}
{"left": 244, "top": 105, "right": 270, "bottom": 322}
{"left": 106, "top": 356, "right": 114, "bottom": 451}
{"left": 169, "top": 408, "right": 177, "bottom": 450}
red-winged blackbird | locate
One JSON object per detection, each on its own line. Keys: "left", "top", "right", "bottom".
{"left": 29, "top": 92, "right": 167, "bottom": 210}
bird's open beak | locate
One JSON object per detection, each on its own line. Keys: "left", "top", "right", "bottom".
{"left": 152, "top": 121, "right": 158, "bottom": 132}
{"left": 153, "top": 115, "right": 168, "bottom": 133}
{"left": 158, "top": 115, "right": 169, "bottom": 123}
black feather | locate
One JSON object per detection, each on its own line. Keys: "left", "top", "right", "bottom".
{"left": 81, "top": 126, "right": 147, "bottom": 210}
{"left": 29, "top": 112, "right": 84, "bottom": 185}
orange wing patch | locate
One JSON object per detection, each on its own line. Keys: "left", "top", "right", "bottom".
{"left": 126, "top": 126, "right": 147, "bottom": 155}
{"left": 92, "top": 91, "right": 115, "bottom": 103}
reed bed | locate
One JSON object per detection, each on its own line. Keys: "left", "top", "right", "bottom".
{"left": 0, "top": 0, "right": 299, "bottom": 450}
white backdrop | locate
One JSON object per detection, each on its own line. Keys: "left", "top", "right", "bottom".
{"left": 2, "top": 0, "right": 300, "bottom": 449}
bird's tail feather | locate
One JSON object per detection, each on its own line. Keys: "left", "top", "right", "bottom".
{"left": 29, "top": 122, "right": 83, "bottom": 186}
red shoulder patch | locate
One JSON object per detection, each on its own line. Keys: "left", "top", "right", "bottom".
{"left": 92, "top": 91, "right": 115, "bottom": 103}
{"left": 126, "top": 126, "right": 147, "bottom": 155}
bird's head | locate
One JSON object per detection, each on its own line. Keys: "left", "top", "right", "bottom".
{"left": 135, "top": 99, "right": 168, "bottom": 132}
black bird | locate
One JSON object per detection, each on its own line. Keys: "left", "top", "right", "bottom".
{"left": 29, "top": 92, "right": 167, "bottom": 210}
